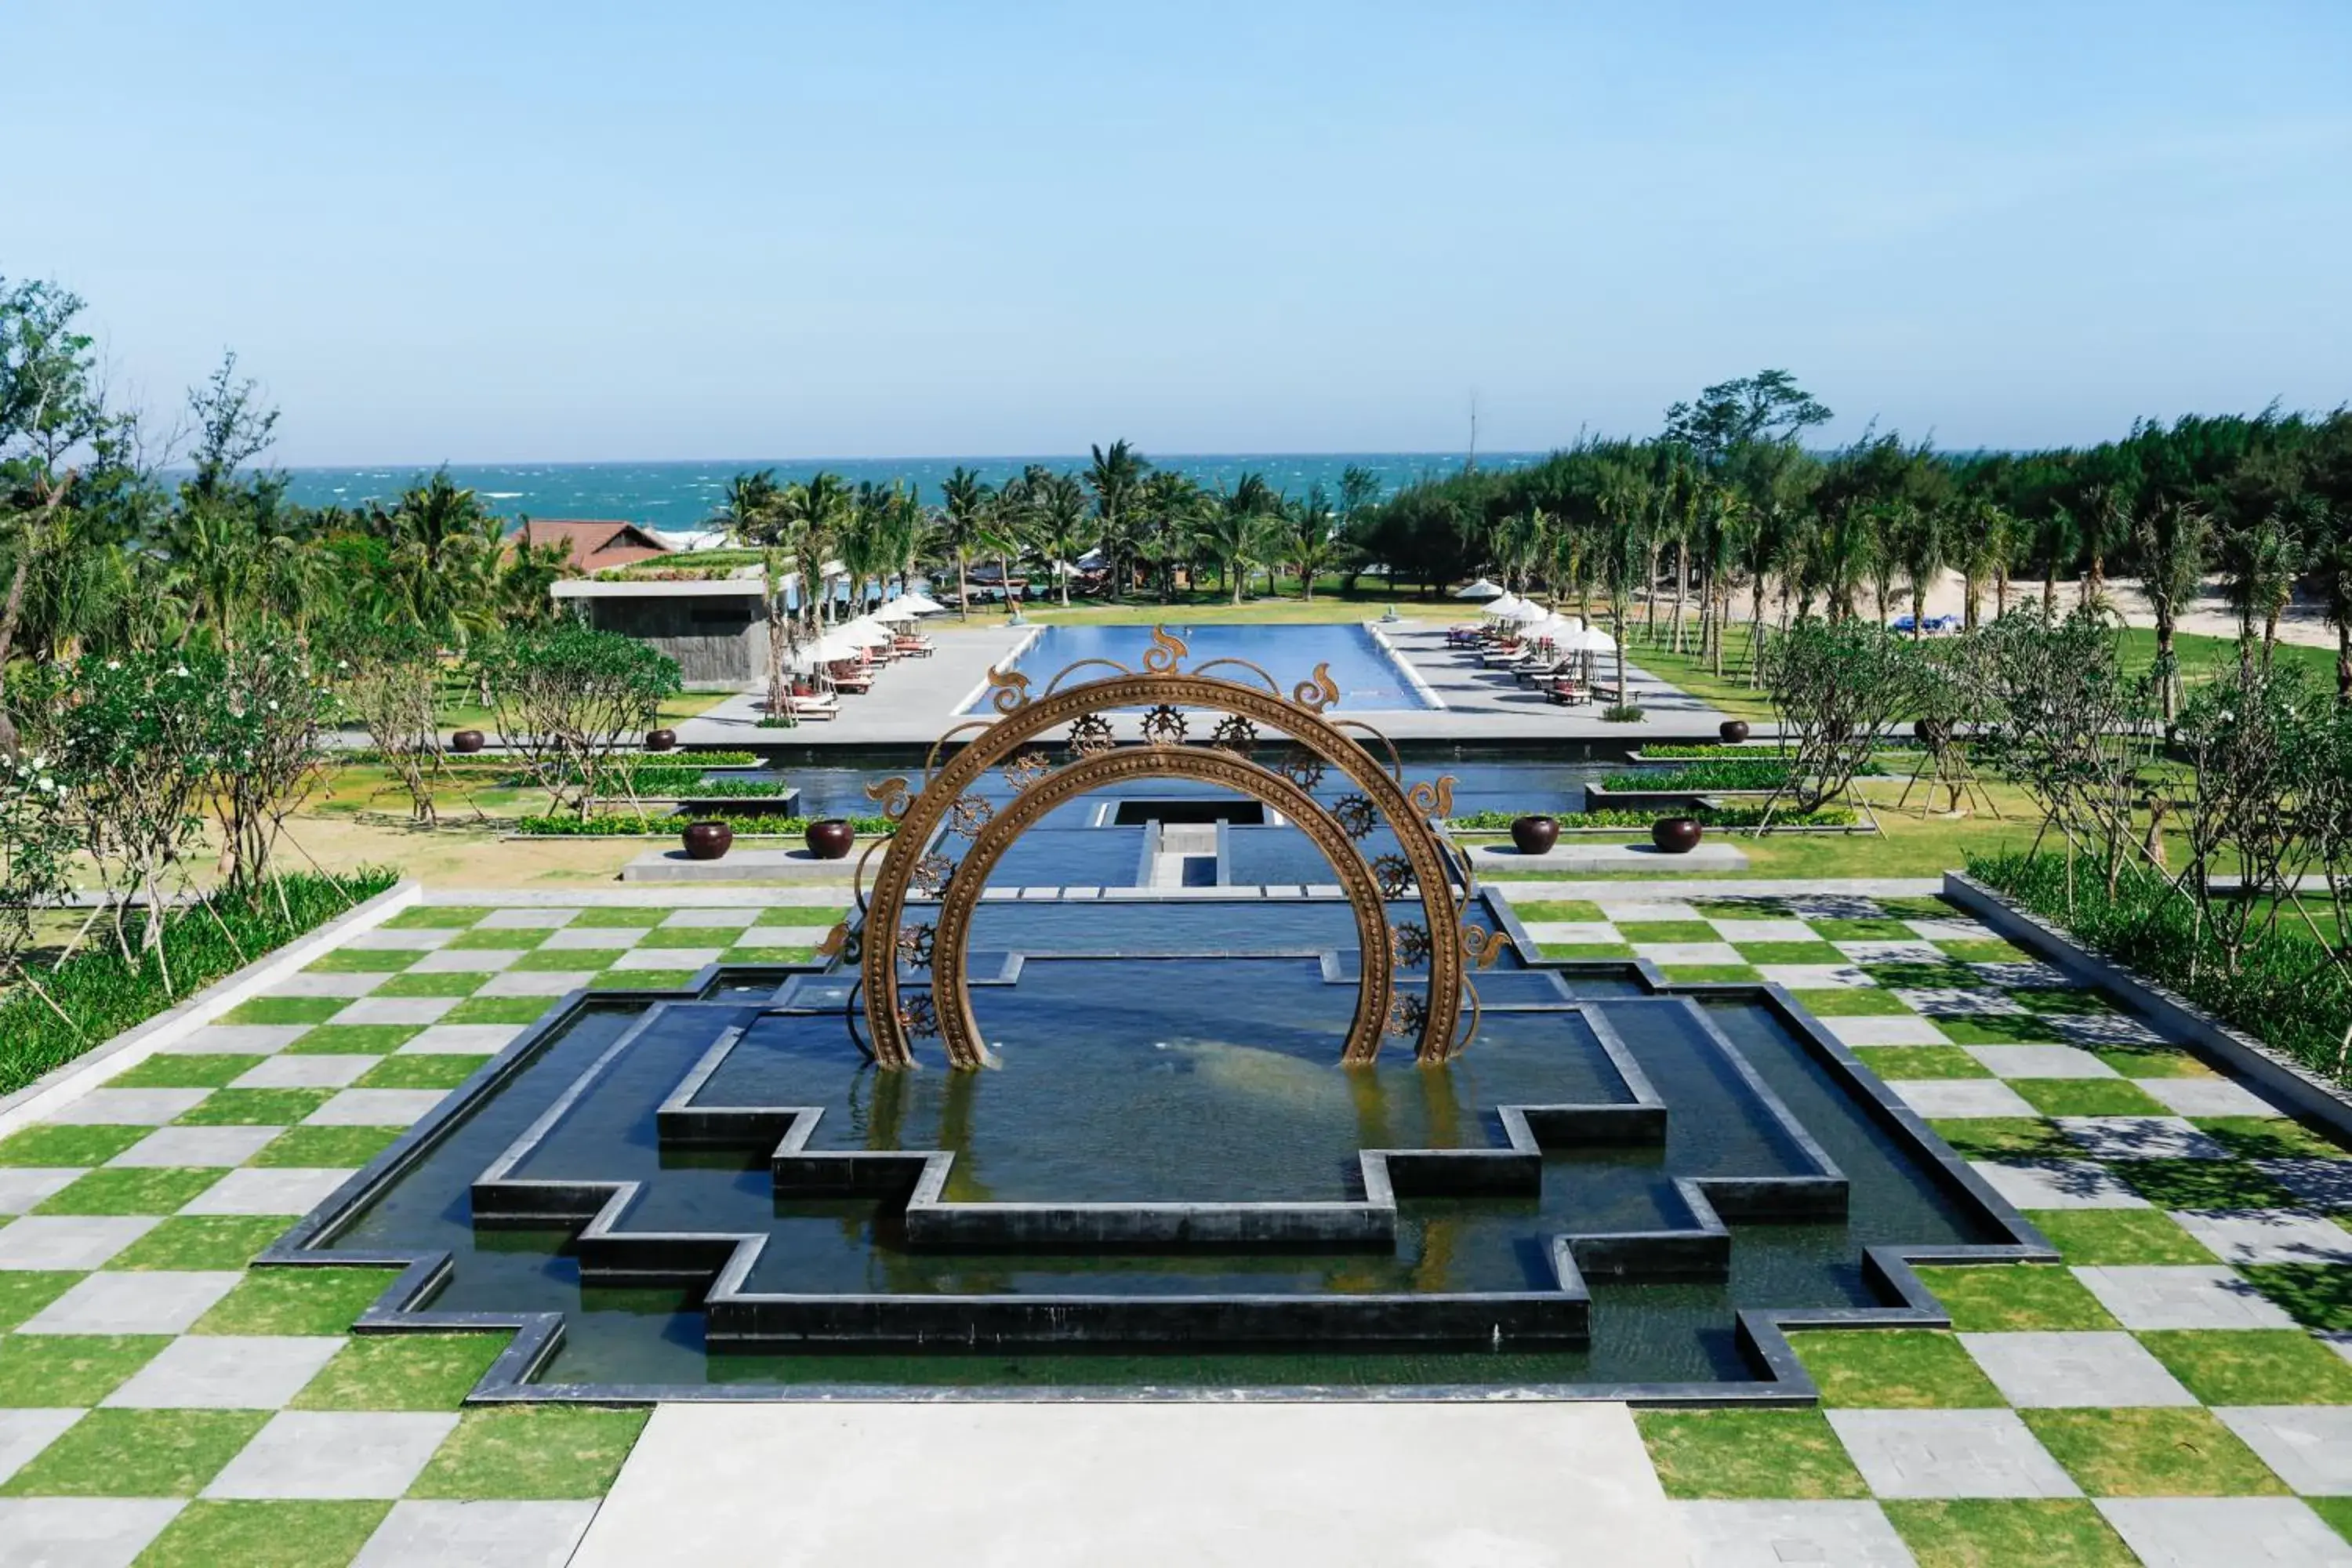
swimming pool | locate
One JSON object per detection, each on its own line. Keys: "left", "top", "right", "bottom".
{"left": 963, "top": 623, "right": 1435, "bottom": 713}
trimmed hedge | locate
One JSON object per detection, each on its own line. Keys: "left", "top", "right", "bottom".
{"left": 1969, "top": 850, "right": 2351, "bottom": 1086}
{"left": 1602, "top": 756, "right": 1886, "bottom": 792}
{"left": 514, "top": 811, "right": 896, "bottom": 837}
{"left": 0, "top": 870, "right": 401, "bottom": 1098}
{"left": 1452, "top": 804, "right": 1856, "bottom": 832}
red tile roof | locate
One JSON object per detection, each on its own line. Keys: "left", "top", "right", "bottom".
{"left": 511, "top": 519, "right": 671, "bottom": 573}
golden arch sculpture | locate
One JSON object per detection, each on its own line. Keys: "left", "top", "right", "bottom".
{"left": 837, "top": 629, "right": 1506, "bottom": 1071}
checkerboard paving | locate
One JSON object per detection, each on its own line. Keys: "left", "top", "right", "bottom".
{"left": 1523, "top": 890, "right": 2352, "bottom": 1565}
{"left": 0, "top": 899, "right": 837, "bottom": 1566}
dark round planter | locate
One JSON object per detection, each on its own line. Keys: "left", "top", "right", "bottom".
{"left": 681, "top": 821, "right": 732, "bottom": 861}
{"left": 449, "top": 729, "right": 485, "bottom": 755}
{"left": 1719, "top": 719, "right": 1750, "bottom": 744}
{"left": 804, "top": 818, "right": 855, "bottom": 860}
{"left": 1651, "top": 815, "right": 1704, "bottom": 855}
{"left": 645, "top": 728, "right": 678, "bottom": 753}
{"left": 1510, "top": 815, "right": 1559, "bottom": 855}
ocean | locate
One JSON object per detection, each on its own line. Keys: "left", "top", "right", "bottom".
{"left": 270, "top": 454, "right": 1537, "bottom": 528}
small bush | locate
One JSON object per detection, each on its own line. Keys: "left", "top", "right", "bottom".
{"left": 1600, "top": 703, "right": 1646, "bottom": 723}
{"left": 514, "top": 811, "right": 895, "bottom": 837}
{"left": 1451, "top": 804, "right": 1854, "bottom": 832}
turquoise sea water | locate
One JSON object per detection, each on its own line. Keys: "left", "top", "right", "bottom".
{"left": 270, "top": 453, "right": 1537, "bottom": 528}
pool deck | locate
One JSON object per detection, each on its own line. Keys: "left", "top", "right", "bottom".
{"left": 672, "top": 620, "right": 1736, "bottom": 750}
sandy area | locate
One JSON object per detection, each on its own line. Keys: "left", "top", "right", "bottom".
{"left": 1835, "top": 569, "right": 2341, "bottom": 649}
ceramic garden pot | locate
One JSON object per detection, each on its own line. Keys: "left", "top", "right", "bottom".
{"left": 1650, "top": 816, "right": 1703, "bottom": 855}
{"left": 1719, "top": 719, "right": 1750, "bottom": 744}
{"left": 1510, "top": 815, "right": 1559, "bottom": 855}
{"left": 449, "top": 729, "right": 485, "bottom": 754}
{"left": 645, "top": 728, "right": 678, "bottom": 753}
{"left": 804, "top": 818, "right": 855, "bottom": 860}
{"left": 681, "top": 821, "right": 733, "bottom": 861}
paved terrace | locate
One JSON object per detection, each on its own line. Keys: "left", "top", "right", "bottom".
{"left": 674, "top": 619, "right": 1731, "bottom": 750}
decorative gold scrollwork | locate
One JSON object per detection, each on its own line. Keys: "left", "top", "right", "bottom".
{"left": 1460, "top": 924, "right": 1512, "bottom": 970}
{"left": 1291, "top": 662, "right": 1341, "bottom": 713}
{"left": 910, "top": 852, "right": 956, "bottom": 898}
{"left": 1406, "top": 775, "right": 1457, "bottom": 822}
{"left": 1139, "top": 704, "right": 1188, "bottom": 746}
{"left": 1000, "top": 751, "right": 1051, "bottom": 793}
{"left": 1386, "top": 991, "right": 1428, "bottom": 1038}
{"left": 895, "top": 922, "right": 936, "bottom": 970}
{"left": 948, "top": 793, "right": 995, "bottom": 840}
{"left": 815, "top": 920, "right": 851, "bottom": 960}
{"left": 898, "top": 991, "right": 940, "bottom": 1037}
{"left": 985, "top": 666, "right": 1033, "bottom": 713}
{"left": 1141, "top": 626, "right": 1189, "bottom": 673}
{"left": 864, "top": 775, "right": 914, "bottom": 821}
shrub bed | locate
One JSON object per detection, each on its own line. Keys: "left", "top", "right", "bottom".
{"left": 514, "top": 812, "right": 895, "bottom": 838}
{"left": 0, "top": 870, "right": 400, "bottom": 1098}
{"left": 1451, "top": 804, "right": 1856, "bottom": 831}
{"left": 1602, "top": 756, "right": 1886, "bottom": 793}
{"left": 1969, "top": 850, "right": 2351, "bottom": 1086}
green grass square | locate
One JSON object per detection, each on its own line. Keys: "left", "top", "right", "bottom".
{"left": 175, "top": 1088, "right": 334, "bottom": 1127}
{"left": 2314, "top": 1497, "right": 2352, "bottom": 1548}
{"left": 632, "top": 924, "right": 743, "bottom": 949}
{"left": 33, "top": 1167, "right": 224, "bottom": 1216}
{"left": 302, "top": 948, "right": 415, "bottom": 974}
{"left": 0, "top": 1123, "right": 147, "bottom": 1167}
{"left": 1788, "top": 1328, "right": 2005, "bottom": 1408}
{"left": 1936, "top": 1014, "right": 2066, "bottom": 1045}
{"left": 1915, "top": 1265, "right": 2121, "bottom": 1332}
{"left": 357, "top": 1054, "right": 488, "bottom": 1091}
{"left": 2026, "top": 1210, "right": 2215, "bottom": 1266}
{"left": 1861, "top": 960, "right": 1983, "bottom": 990}
{"left": 2022, "top": 1408, "right": 2288, "bottom": 1497}
{"left": 104, "top": 1215, "right": 292, "bottom": 1272}
{"left": 371, "top": 971, "right": 485, "bottom": 999}
{"left": 285, "top": 1025, "right": 417, "bottom": 1056}
{"left": 1850, "top": 1046, "right": 1989, "bottom": 1080}
{"left": 250, "top": 1126, "right": 400, "bottom": 1168}
{"left": 1784, "top": 986, "right": 1916, "bottom": 1016}
{"left": 510, "top": 946, "right": 611, "bottom": 971}
{"left": 1733, "top": 942, "right": 1848, "bottom": 965}
{"left": 722, "top": 946, "right": 818, "bottom": 965}
{"left": 1508, "top": 899, "right": 1606, "bottom": 923}
{"left": 2009, "top": 1079, "right": 2172, "bottom": 1118}
{"left": 1633, "top": 1409, "right": 1868, "bottom": 1500}
{"left": 291, "top": 1331, "right": 509, "bottom": 1410}
{"left": 387, "top": 906, "right": 491, "bottom": 928}
{"left": 2239, "top": 1264, "right": 2352, "bottom": 1331}
{"left": 2088, "top": 1044, "right": 2216, "bottom": 1079}
{"left": 134, "top": 1500, "right": 391, "bottom": 1568}
{"left": 192, "top": 1267, "right": 397, "bottom": 1336}
{"left": 2196, "top": 1118, "right": 2347, "bottom": 1161}
{"left": 566, "top": 906, "right": 668, "bottom": 927}
{"left": 1539, "top": 943, "right": 1637, "bottom": 960}
{"left": 407, "top": 1404, "right": 649, "bottom": 1499}
{"left": 445, "top": 926, "right": 546, "bottom": 950}
{"left": 0, "top": 1407, "right": 267, "bottom": 1497}
{"left": 747, "top": 905, "right": 851, "bottom": 925}
{"left": 2118, "top": 1159, "right": 2302, "bottom": 1210}
{"left": 221, "top": 996, "right": 346, "bottom": 1026}
{"left": 1812, "top": 916, "right": 1919, "bottom": 940}
{"left": 1882, "top": 1500, "right": 2137, "bottom": 1568}
{"left": 1930, "top": 938, "right": 2035, "bottom": 964}
{"left": 107, "top": 1054, "right": 264, "bottom": 1089}
{"left": 1928, "top": 1118, "right": 2073, "bottom": 1160}
{"left": 591, "top": 969, "right": 699, "bottom": 991}
{"left": 0, "top": 1334, "right": 169, "bottom": 1405}
{"left": 2010, "top": 987, "right": 2109, "bottom": 1017}
{"left": 442, "top": 996, "right": 555, "bottom": 1025}
{"left": 0, "top": 1272, "right": 83, "bottom": 1331}
{"left": 1657, "top": 964, "right": 1762, "bottom": 985}
{"left": 2136, "top": 1328, "right": 2352, "bottom": 1404}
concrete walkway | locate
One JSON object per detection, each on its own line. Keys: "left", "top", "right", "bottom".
{"left": 573, "top": 1401, "right": 1688, "bottom": 1567}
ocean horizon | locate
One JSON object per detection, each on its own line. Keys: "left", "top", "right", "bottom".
{"left": 261, "top": 452, "right": 1539, "bottom": 528}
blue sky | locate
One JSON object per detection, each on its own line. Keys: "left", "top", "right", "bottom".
{"left": 5, "top": 2, "right": 2347, "bottom": 464}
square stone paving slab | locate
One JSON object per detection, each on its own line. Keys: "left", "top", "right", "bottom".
{"left": 397, "top": 1024, "right": 527, "bottom": 1055}
{"left": 0, "top": 1214, "right": 158, "bottom": 1270}
{"left": 343, "top": 927, "right": 458, "bottom": 950}
{"left": 2072, "top": 1265, "right": 2299, "bottom": 1330}
{"left": 2137, "top": 1077, "right": 2283, "bottom": 1119}
{"left": 108, "top": 1126, "right": 281, "bottom": 1168}
{"left": 352, "top": 1499, "right": 599, "bottom": 1568}
{"left": 103, "top": 1334, "right": 344, "bottom": 1410}
{"left": 2255, "top": 1159, "right": 2352, "bottom": 1210}
{"left": 609, "top": 947, "right": 722, "bottom": 971}
{"left": 18, "top": 1269, "right": 242, "bottom": 1334}
{"left": 1521, "top": 921, "right": 1622, "bottom": 946}
{"left": 2057, "top": 1116, "right": 2230, "bottom": 1160}
{"left": 1905, "top": 918, "right": 1996, "bottom": 942}
{"left": 1962, "top": 1044, "right": 2120, "bottom": 1080}
{"left": 332, "top": 997, "right": 459, "bottom": 1026}
{"left": 159, "top": 1025, "right": 311, "bottom": 1055}
{"left": 0, "top": 1168, "right": 85, "bottom": 1214}
{"left": 659, "top": 908, "right": 757, "bottom": 928}
{"left": 2096, "top": 1497, "right": 2352, "bottom": 1566}
{"left": 1889, "top": 1080, "right": 2038, "bottom": 1119}
{"left": 0, "top": 1408, "right": 84, "bottom": 1488}
{"left": 1968, "top": 1159, "right": 2149, "bottom": 1210}
{"left": 180, "top": 1166, "right": 355, "bottom": 1217}
{"left": 2048, "top": 1012, "right": 2168, "bottom": 1047}
{"left": 266, "top": 971, "right": 390, "bottom": 998}
{"left": 304, "top": 1090, "right": 447, "bottom": 1128}
{"left": 1595, "top": 901, "right": 1705, "bottom": 924}
{"left": 1893, "top": 989, "right": 2027, "bottom": 1018}
{"left": 2169, "top": 1208, "right": 2352, "bottom": 1266}
{"left": 1958, "top": 1330, "right": 2197, "bottom": 1407}
{"left": 1833, "top": 940, "right": 1946, "bottom": 964}
{"left": 1970, "top": 960, "right": 2076, "bottom": 989}
{"left": 1631, "top": 942, "right": 1744, "bottom": 967}
{"left": 1822, "top": 1015, "right": 1950, "bottom": 1047}
{"left": 44, "top": 1088, "right": 212, "bottom": 1126}
{"left": 408, "top": 948, "right": 526, "bottom": 974}
{"left": 1824, "top": 1409, "right": 2079, "bottom": 1499}
{"left": 204, "top": 1410, "right": 459, "bottom": 1499}
{"left": 537, "top": 927, "right": 649, "bottom": 950}
{"left": 1704, "top": 919, "right": 1819, "bottom": 944}
{"left": 0, "top": 1497, "right": 185, "bottom": 1568}
{"left": 233, "top": 1055, "right": 378, "bottom": 1091}
{"left": 476, "top": 972, "right": 596, "bottom": 998}
{"left": 1673, "top": 1500, "right": 1913, "bottom": 1566}
{"left": 1760, "top": 964, "right": 1878, "bottom": 989}
{"left": 2214, "top": 1406, "right": 2352, "bottom": 1495}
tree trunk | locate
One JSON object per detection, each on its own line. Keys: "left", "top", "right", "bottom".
{"left": 2339, "top": 621, "right": 2351, "bottom": 700}
{"left": 2157, "top": 617, "right": 2177, "bottom": 721}
{"left": 956, "top": 554, "right": 970, "bottom": 619}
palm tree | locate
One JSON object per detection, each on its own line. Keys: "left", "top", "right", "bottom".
{"left": 2219, "top": 513, "right": 2302, "bottom": 663}
{"left": 715, "top": 470, "right": 782, "bottom": 545}
{"left": 1085, "top": 440, "right": 1148, "bottom": 599}
{"left": 1032, "top": 472, "right": 1093, "bottom": 607}
{"left": 1198, "top": 474, "right": 1276, "bottom": 604}
{"left": 1892, "top": 499, "right": 1947, "bottom": 638}
{"left": 1814, "top": 503, "right": 1878, "bottom": 623}
{"left": 2135, "top": 498, "right": 2211, "bottom": 718}
{"left": 1954, "top": 499, "right": 2011, "bottom": 630}
{"left": 934, "top": 466, "right": 991, "bottom": 619}
{"left": 782, "top": 472, "right": 854, "bottom": 629}
{"left": 2031, "top": 507, "right": 2080, "bottom": 618}
{"left": 1287, "top": 485, "right": 1341, "bottom": 601}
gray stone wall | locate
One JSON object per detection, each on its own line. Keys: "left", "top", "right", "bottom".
{"left": 583, "top": 597, "right": 766, "bottom": 688}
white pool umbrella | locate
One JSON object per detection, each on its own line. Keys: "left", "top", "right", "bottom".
{"left": 1454, "top": 578, "right": 1504, "bottom": 601}
{"left": 1483, "top": 592, "right": 1526, "bottom": 619}
{"left": 840, "top": 616, "right": 895, "bottom": 645}
{"left": 897, "top": 592, "right": 946, "bottom": 615}
{"left": 1494, "top": 598, "right": 1549, "bottom": 624}
{"left": 872, "top": 598, "right": 922, "bottom": 622}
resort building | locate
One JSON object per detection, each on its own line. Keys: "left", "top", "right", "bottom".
{"left": 550, "top": 574, "right": 769, "bottom": 685}
{"left": 517, "top": 518, "right": 673, "bottom": 573}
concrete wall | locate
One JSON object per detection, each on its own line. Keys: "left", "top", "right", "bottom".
{"left": 583, "top": 597, "right": 766, "bottom": 688}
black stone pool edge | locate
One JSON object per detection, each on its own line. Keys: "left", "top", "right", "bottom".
{"left": 250, "top": 891, "right": 2060, "bottom": 1408}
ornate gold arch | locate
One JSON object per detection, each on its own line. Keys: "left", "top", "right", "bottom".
{"left": 832, "top": 628, "right": 1505, "bottom": 1070}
